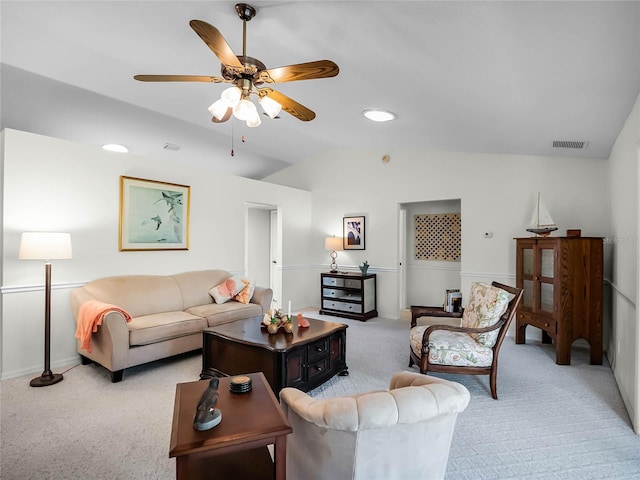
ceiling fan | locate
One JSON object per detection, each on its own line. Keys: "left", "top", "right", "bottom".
{"left": 134, "top": 3, "right": 339, "bottom": 127}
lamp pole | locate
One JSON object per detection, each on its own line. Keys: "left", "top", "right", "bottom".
{"left": 30, "top": 260, "right": 63, "bottom": 387}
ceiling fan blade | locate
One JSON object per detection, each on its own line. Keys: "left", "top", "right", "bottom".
{"left": 134, "top": 75, "right": 226, "bottom": 83}
{"left": 189, "top": 20, "right": 243, "bottom": 68}
{"left": 262, "top": 88, "right": 316, "bottom": 121}
{"left": 258, "top": 60, "right": 339, "bottom": 83}
{"left": 212, "top": 108, "right": 233, "bottom": 123}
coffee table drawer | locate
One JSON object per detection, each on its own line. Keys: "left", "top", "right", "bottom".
{"left": 307, "top": 357, "right": 330, "bottom": 382}
{"left": 308, "top": 338, "right": 330, "bottom": 361}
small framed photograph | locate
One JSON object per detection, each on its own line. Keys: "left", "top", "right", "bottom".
{"left": 343, "top": 216, "right": 365, "bottom": 250}
{"left": 119, "top": 176, "right": 190, "bottom": 251}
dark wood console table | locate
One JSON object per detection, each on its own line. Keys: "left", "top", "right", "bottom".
{"left": 201, "top": 316, "right": 348, "bottom": 395}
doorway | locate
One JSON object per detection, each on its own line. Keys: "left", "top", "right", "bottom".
{"left": 399, "top": 199, "right": 462, "bottom": 309}
{"left": 245, "top": 203, "right": 280, "bottom": 311}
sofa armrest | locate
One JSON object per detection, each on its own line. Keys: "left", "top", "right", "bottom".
{"left": 280, "top": 387, "right": 360, "bottom": 431}
{"left": 69, "top": 286, "right": 131, "bottom": 372}
{"left": 250, "top": 286, "right": 273, "bottom": 314}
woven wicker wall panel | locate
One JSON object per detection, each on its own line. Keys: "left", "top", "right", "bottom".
{"left": 414, "top": 213, "right": 461, "bottom": 261}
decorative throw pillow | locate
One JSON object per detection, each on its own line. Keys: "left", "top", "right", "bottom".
{"left": 461, "top": 282, "right": 510, "bottom": 347}
{"left": 233, "top": 279, "right": 255, "bottom": 304}
{"left": 209, "top": 276, "right": 246, "bottom": 304}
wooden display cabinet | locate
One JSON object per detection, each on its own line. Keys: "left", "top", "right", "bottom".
{"left": 515, "top": 236, "right": 603, "bottom": 365}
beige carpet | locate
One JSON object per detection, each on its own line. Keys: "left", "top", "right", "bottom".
{"left": 1, "top": 310, "right": 639, "bottom": 479}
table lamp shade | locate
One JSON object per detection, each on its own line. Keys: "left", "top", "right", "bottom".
{"left": 324, "top": 236, "right": 343, "bottom": 252}
{"left": 19, "top": 232, "right": 72, "bottom": 260}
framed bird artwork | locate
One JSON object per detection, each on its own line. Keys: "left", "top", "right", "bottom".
{"left": 119, "top": 176, "right": 190, "bottom": 251}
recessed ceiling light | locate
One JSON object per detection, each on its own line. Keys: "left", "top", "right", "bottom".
{"left": 101, "top": 144, "right": 129, "bottom": 153}
{"left": 362, "top": 109, "right": 396, "bottom": 122}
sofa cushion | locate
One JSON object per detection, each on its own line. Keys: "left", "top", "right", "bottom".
{"left": 128, "top": 311, "right": 207, "bottom": 346}
{"left": 461, "top": 282, "right": 510, "bottom": 347}
{"left": 209, "top": 276, "right": 246, "bottom": 304}
{"left": 172, "top": 270, "right": 232, "bottom": 309}
{"left": 410, "top": 327, "right": 494, "bottom": 367}
{"left": 186, "top": 302, "right": 262, "bottom": 327}
{"left": 82, "top": 275, "right": 184, "bottom": 317}
{"left": 234, "top": 279, "right": 256, "bottom": 304}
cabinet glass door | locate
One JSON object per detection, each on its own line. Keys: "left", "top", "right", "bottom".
{"left": 540, "top": 248, "right": 555, "bottom": 278}
{"left": 522, "top": 248, "right": 534, "bottom": 276}
{"left": 540, "top": 283, "right": 554, "bottom": 313}
{"left": 539, "top": 247, "right": 555, "bottom": 312}
{"left": 522, "top": 279, "right": 534, "bottom": 308}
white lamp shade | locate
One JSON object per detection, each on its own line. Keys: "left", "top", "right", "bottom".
{"left": 259, "top": 96, "right": 282, "bottom": 118}
{"left": 221, "top": 86, "right": 242, "bottom": 108}
{"left": 208, "top": 99, "right": 229, "bottom": 120}
{"left": 19, "top": 232, "right": 72, "bottom": 260}
{"left": 233, "top": 99, "right": 258, "bottom": 121}
{"left": 246, "top": 113, "right": 262, "bottom": 128}
{"left": 324, "top": 236, "right": 344, "bottom": 251}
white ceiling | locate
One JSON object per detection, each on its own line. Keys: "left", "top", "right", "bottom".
{"left": 2, "top": 1, "right": 639, "bottom": 179}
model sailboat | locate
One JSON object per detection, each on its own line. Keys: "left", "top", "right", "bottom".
{"left": 526, "top": 193, "right": 558, "bottom": 236}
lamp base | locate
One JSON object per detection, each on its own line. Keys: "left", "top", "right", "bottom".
{"left": 30, "top": 373, "right": 63, "bottom": 387}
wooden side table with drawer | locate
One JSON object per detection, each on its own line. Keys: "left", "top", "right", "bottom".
{"left": 319, "top": 272, "right": 377, "bottom": 321}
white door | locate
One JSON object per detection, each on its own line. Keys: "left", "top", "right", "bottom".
{"left": 270, "top": 209, "right": 282, "bottom": 311}
{"left": 245, "top": 203, "right": 280, "bottom": 312}
{"left": 398, "top": 207, "right": 407, "bottom": 310}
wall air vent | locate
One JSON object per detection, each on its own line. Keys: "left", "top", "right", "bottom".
{"left": 163, "top": 143, "right": 181, "bottom": 151}
{"left": 552, "top": 140, "right": 589, "bottom": 149}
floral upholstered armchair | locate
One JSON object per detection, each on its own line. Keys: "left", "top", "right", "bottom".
{"left": 409, "top": 281, "right": 523, "bottom": 399}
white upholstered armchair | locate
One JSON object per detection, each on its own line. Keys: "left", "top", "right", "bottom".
{"left": 279, "top": 371, "right": 470, "bottom": 480}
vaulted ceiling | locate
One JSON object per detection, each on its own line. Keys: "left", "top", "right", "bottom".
{"left": 2, "top": 1, "right": 639, "bottom": 179}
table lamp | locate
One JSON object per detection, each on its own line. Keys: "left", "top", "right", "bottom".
{"left": 324, "top": 236, "right": 343, "bottom": 273}
{"left": 19, "top": 232, "right": 73, "bottom": 387}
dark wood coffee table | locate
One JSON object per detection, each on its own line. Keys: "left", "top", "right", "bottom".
{"left": 169, "top": 372, "right": 292, "bottom": 480}
{"left": 201, "top": 316, "right": 348, "bottom": 395}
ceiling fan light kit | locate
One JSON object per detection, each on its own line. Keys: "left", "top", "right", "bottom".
{"left": 135, "top": 3, "right": 339, "bottom": 128}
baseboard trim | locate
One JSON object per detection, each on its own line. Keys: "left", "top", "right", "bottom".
{"left": 1, "top": 355, "right": 81, "bottom": 381}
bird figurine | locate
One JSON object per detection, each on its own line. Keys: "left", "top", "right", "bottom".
{"left": 193, "top": 378, "right": 222, "bottom": 431}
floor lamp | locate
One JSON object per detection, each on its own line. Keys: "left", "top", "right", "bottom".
{"left": 19, "top": 232, "right": 73, "bottom": 387}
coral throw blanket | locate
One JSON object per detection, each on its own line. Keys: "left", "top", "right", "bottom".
{"left": 75, "top": 300, "right": 132, "bottom": 353}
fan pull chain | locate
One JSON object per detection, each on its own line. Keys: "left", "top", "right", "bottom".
{"left": 231, "top": 123, "right": 234, "bottom": 156}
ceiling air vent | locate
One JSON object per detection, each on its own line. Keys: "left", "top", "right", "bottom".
{"left": 552, "top": 140, "right": 589, "bottom": 149}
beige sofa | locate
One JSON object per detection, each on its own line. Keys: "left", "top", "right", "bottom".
{"left": 69, "top": 269, "right": 272, "bottom": 382}
{"left": 280, "top": 371, "right": 470, "bottom": 480}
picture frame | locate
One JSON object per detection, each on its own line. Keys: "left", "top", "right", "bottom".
{"left": 119, "top": 176, "right": 190, "bottom": 251}
{"left": 343, "top": 216, "right": 365, "bottom": 250}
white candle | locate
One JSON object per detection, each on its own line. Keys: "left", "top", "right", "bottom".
{"left": 288, "top": 300, "right": 291, "bottom": 318}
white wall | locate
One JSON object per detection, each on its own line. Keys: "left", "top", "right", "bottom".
{"left": 266, "top": 148, "right": 611, "bottom": 320}
{"left": 0, "top": 129, "right": 314, "bottom": 379}
{"left": 607, "top": 93, "right": 640, "bottom": 433}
